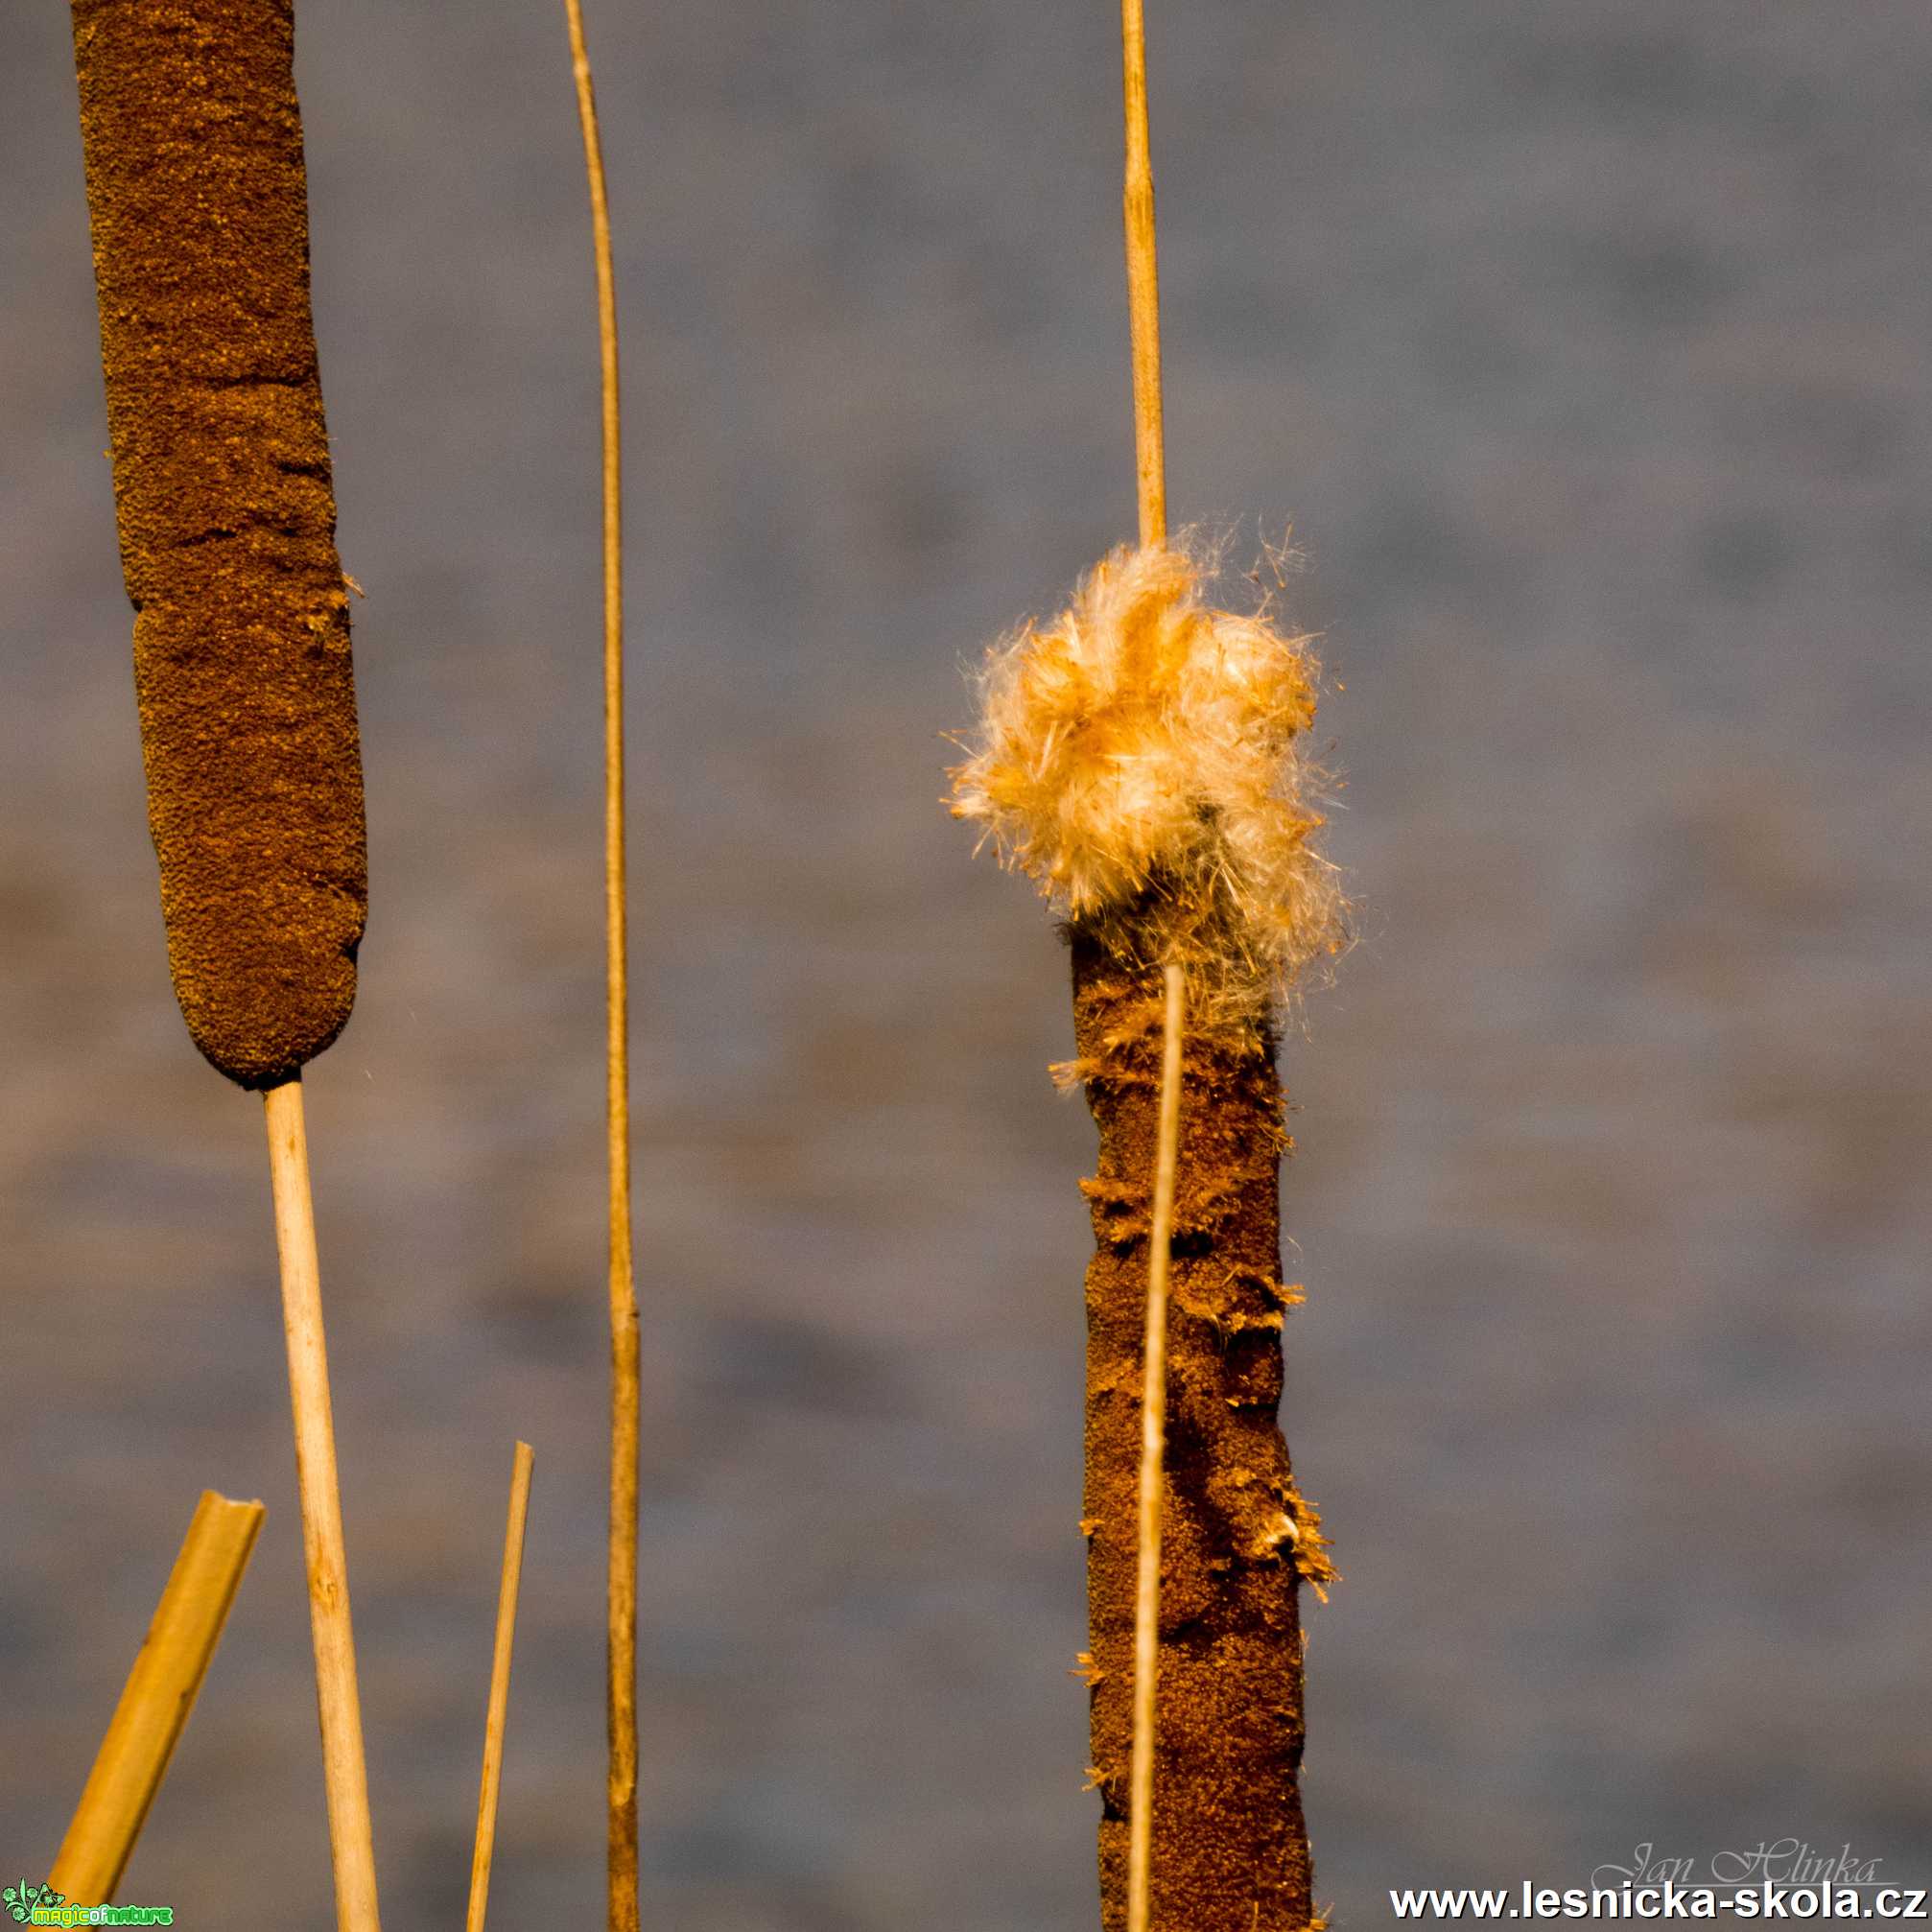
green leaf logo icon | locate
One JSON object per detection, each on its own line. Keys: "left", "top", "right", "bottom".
{"left": 3, "top": 1883, "right": 62, "bottom": 1924}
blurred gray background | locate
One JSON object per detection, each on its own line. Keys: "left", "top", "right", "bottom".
{"left": 3, "top": 0, "right": 1928, "bottom": 1922}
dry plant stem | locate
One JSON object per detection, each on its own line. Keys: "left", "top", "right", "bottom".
{"left": 1075, "top": 936, "right": 1314, "bottom": 1931}
{"left": 265, "top": 1078, "right": 382, "bottom": 1932}
{"left": 1125, "top": 965, "right": 1184, "bottom": 1932}
{"left": 50, "top": 1492, "right": 265, "bottom": 1902}
{"left": 466, "top": 1443, "right": 537, "bottom": 1932}
{"left": 1118, "top": 0, "right": 1166, "bottom": 549}
{"left": 560, "top": 4, "right": 641, "bottom": 1926}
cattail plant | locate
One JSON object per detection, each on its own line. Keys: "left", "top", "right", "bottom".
{"left": 69, "top": 2, "right": 381, "bottom": 1922}
{"left": 947, "top": 4, "right": 1347, "bottom": 1925}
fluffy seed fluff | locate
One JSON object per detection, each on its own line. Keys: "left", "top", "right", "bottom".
{"left": 948, "top": 540, "right": 1345, "bottom": 1024}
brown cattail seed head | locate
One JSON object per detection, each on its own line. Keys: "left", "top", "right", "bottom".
{"left": 72, "top": 0, "right": 367, "bottom": 1087}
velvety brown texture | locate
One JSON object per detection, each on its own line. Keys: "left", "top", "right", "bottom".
{"left": 1072, "top": 928, "right": 1326, "bottom": 1932}
{"left": 72, "top": 0, "right": 365, "bottom": 1088}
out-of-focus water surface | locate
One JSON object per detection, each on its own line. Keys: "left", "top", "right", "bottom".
{"left": 3, "top": 0, "right": 1928, "bottom": 1921}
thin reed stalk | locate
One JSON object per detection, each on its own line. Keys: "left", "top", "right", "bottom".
{"left": 1118, "top": 0, "right": 1166, "bottom": 550}
{"left": 265, "top": 1080, "right": 384, "bottom": 1932}
{"left": 1125, "top": 964, "right": 1184, "bottom": 1932}
{"left": 466, "top": 1443, "right": 537, "bottom": 1932}
{"left": 559, "top": 5, "right": 640, "bottom": 1926}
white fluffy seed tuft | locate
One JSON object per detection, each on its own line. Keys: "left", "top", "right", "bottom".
{"left": 948, "top": 541, "right": 1345, "bottom": 1019}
